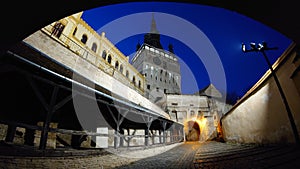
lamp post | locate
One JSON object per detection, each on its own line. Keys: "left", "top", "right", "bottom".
{"left": 242, "top": 42, "right": 300, "bottom": 144}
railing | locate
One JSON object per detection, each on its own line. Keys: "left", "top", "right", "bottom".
{"left": 0, "top": 120, "right": 184, "bottom": 149}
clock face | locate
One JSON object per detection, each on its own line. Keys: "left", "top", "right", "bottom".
{"left": 153, "top": 56, "right": 161, "bottom": 65}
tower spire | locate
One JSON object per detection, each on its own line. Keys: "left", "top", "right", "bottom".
{"left": 143, "top": 13, "right": 163, "bottom": 49}
{"left": 150, "top": 13, "right": 159, "bottom": 34}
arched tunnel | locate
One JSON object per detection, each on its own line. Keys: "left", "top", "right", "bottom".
{"left": 185, "top": 120, "right": 200, "bottom": 141}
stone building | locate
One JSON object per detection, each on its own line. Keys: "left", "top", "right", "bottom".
{"left": 167, "top": 84, "right": 232, "bottom": 141}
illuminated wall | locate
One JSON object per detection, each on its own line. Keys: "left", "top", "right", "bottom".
{"left": 221, "top": 43, "right": 300, "bottom": 144}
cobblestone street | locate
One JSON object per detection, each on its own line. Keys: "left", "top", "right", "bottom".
{"left": 114, "top": 141, "right": 300, "bottom": 169}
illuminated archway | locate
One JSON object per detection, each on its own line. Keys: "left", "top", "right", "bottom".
{"left": 185, "top": 120, "right": 200, "bottom": 141}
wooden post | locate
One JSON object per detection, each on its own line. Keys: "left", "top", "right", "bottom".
{"left": 39, "top": 86, "right": 59, "bottom": 150}
{"left": 145, "top": 128, "right": 149, "bottom": 146}
{"left": 159, "top": 130, "right": 162, "bottom": 144}
{"left": 114, "top": 129, "right": 119, "bottom": 149}
{"left": 119, "top": 128, "right": 124, "bottom": 147}
{"left": 5, "top": 125, "right": 16, "bottom": 143}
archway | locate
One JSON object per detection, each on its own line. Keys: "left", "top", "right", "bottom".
{"left": 185, "top": 120, "right": 200, "bottom": 141}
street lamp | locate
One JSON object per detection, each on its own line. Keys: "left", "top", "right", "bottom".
{"left": 242, "top": 42, "right": 300, "bottom": 144}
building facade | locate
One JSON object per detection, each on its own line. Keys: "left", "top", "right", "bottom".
{"left": 43, "top": 12, "right": 145, "bottom": 94}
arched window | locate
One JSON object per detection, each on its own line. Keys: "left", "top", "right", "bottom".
{"left": 126, "top": 70, "right": 129, "bottom": 78}
{"left": 102, "top": 50, "right": 107, "bottom": 60}
{"left": 91, "top": 43, "right": 97, "bottom": 52}
{"left": 120, "top": 65, "right": 123, "bottom": 73}
{"left": 132, "top": 76, "right": 136, "bottom": 85}
{"left": 52, "top": 22, "right": 64, "bottom": 38}
{"left": 107, "top": 54, "right": 112, "bottom": 64}
{"left": 138, "top": 80, "right": 141, "bottom": 88}
{"left": 115, "top": 61, "right": 119, "bottom": 69}
{"left": 81, "top": 34, "right": 88, "bottom": 44}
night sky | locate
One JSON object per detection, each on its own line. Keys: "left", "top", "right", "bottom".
{"left": 81, "top": 2, "right": 292, "bottom": 99}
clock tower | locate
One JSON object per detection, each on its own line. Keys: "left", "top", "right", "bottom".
{"left": 131, "top": 14, "right": 181, "bottom": 109}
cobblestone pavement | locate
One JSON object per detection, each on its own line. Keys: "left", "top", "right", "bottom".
{"left": 193, "top": 141, "right": 300, "bottom": 169}
{"left": 113, "top": 141, "right": 300, "bottom": 169}
{"left": 114, "top": 142, "right": 201, "bottom": 169}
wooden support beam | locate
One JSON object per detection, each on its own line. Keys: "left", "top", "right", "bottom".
{"left": 119, "top": 128, "right": 124, "bottom": 147}
{"left": 5, "top": 125, "right": 16, "bottom": 143}
{"left": 39, "top": 86, "right": 59, "bottom": 150}
{"left": 161, "top": 120, "right": 167, "bottom": 144}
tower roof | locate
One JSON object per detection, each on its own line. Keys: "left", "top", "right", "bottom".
{"left": 150, "top": 13, "right": 159, "bottom": 34}
{"left": 194, "top": 84, "right": 222, "bottom": 98}
{"left": 143, "top": 13, "right": 163, "bottom": 49}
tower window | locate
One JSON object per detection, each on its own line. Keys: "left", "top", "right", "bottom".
{"left": 147, "top": 85, "right": 151, "bottom": 90}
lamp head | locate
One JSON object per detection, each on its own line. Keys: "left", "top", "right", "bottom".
{"left": 242, "top": 43, "right": 246, "bottom": 52}
{"left": 258, "top": 41, "right": 268, "bottom": 51}
{"left": 250, "top": 42, "right": 256, "bottom": 50}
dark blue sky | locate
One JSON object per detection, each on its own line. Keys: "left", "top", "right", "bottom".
{"left": 82, "top": 2, "right": 292, "bottom": 97}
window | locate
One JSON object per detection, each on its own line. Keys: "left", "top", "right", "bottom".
{"left": 91, "top": 43, "right": 97, "bottom": 52}
{"left": 51, "top": 22, "right": 64, "bottom": 38}
{"left": 126, "top": 70, "right": 129, "bottom": 78}
{"left": 107, "top": 54, "right": 112, "bottom": 64}
{"left": 81, "top": 34, "right": 88, "bottom": 44}
{"left": 190, "top": 111, "right": 195, "bottom": 117}
{"left": 150, "top": 66, "right": 154, "bottom": 77}
{"left": 120, "top": 65, "right": 123, "bottom": 73}
{"left": 132, "top": 76, "right": 136, "bottom": 85}
{"left": 147, "top": 85, "right": 151, "bottom": 90}
{"left": 72, "top": 27, "right": 77, "bottom": 36}
{"left": 115, "top": 61, "right": 119, "bottom": 69}
{"left": 102, "top": 50, "right": 107, "bottom": 60}
{"left": 138, "top": 81, "right": 141, "bottom": 88}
